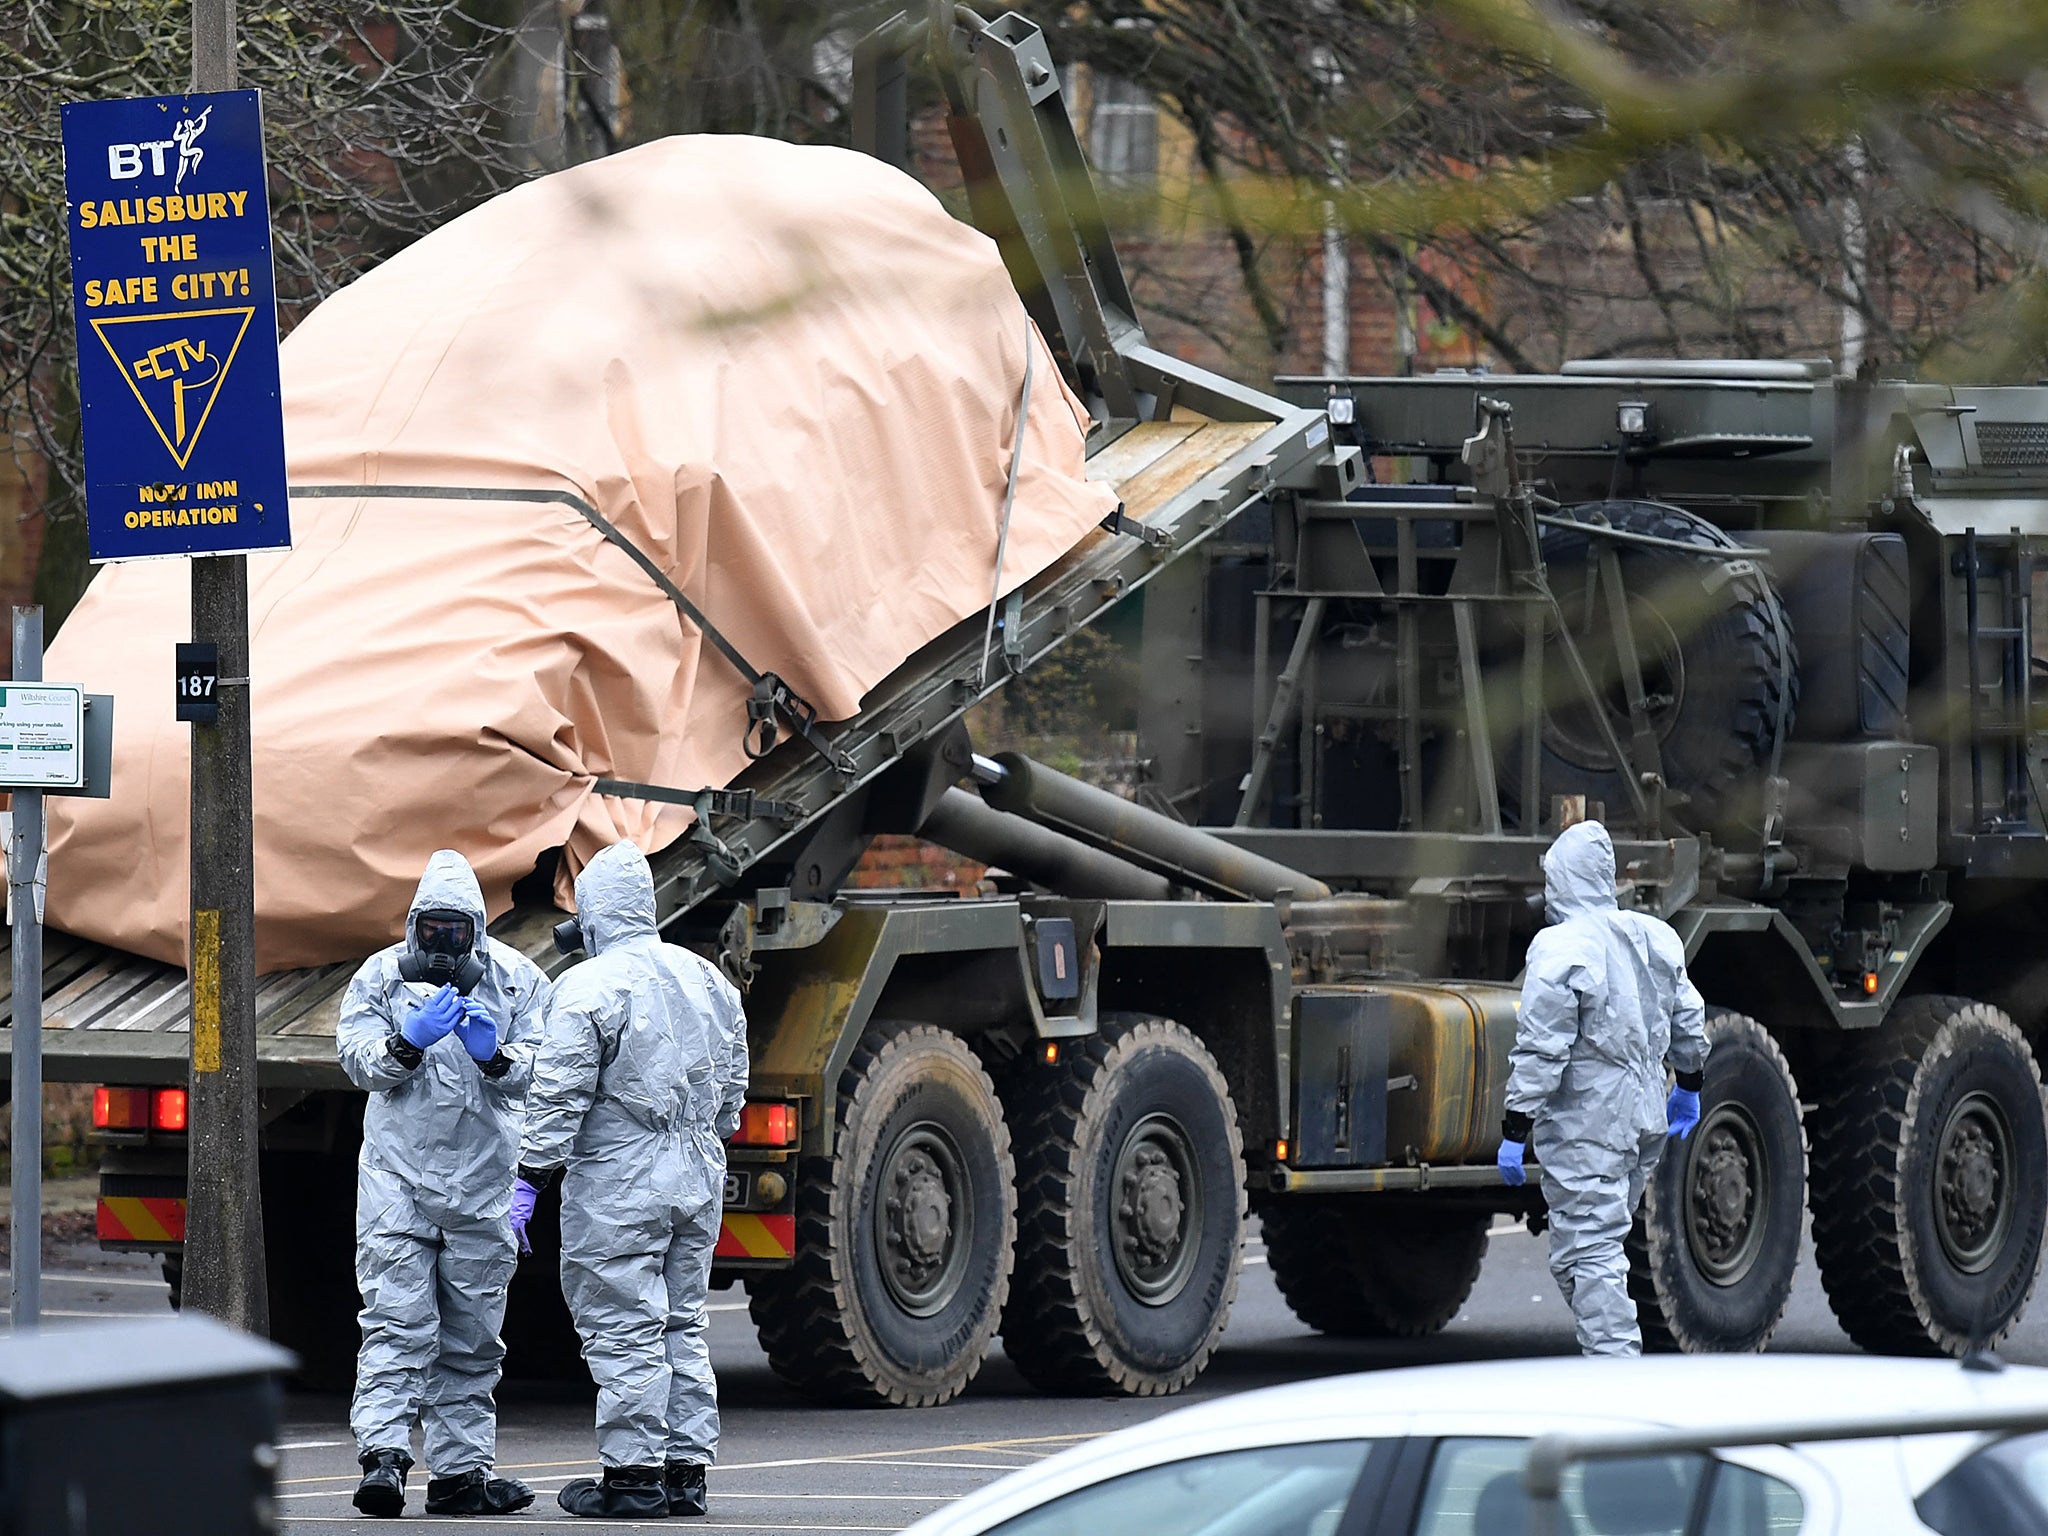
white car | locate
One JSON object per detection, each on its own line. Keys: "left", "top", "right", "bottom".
{"left": 901, "top": 1355, "right": 2048, "bottom": 1535}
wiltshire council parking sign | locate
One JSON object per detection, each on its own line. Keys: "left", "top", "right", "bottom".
{"left": 61, "top": 89, "right": 290, "bottom": 562}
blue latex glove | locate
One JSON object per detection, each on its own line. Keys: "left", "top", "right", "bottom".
{"left": 454, "top": 997, "right": 499, "bottom": 1063}
{"left": 1497, "top": 1139, "right": 1527, "bottom": 1187}
{"left": 510, "top": 1177, "right": 539, "bottom": 1255}
{"left": 400, "top": 985, "right": 462, "bottom": 1049}
{"left": 1666, "top": 1086, "right": 1702, "bottom": 1140}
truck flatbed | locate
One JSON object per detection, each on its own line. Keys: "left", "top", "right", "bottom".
{"left": 0, "top": 408, "right": 1326, "bottom": 1088}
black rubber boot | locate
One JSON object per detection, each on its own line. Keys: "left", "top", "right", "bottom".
{"left": 665, "top": 1461, "right": 708, "bottom": 1517}
{"left": 557, "top": 1465, "right": 669, "bottom": 1519}
{"left": 425, "top": 1468, "right": 537, "bottom": 1516}
{"left": 352, "top": 1448, "right": 414, "bottom": 1519}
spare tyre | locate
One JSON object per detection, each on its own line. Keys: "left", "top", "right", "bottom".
{"left": 1500, "top": 499, "right": 1798, "bottom": 832}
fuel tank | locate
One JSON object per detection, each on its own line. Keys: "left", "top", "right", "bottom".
{"left": 1291, "top": 980, "right": 1521, "bottom": 1167}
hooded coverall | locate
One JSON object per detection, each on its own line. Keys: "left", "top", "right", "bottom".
{"left": 1505, "top": 820, "right": 1709, "bottom": 1356}
{"left": 520, "top": 841, "right": 750, "bottom": 1470}
{"left": 337, "top": 850, "right": 548, "bottom": 1471}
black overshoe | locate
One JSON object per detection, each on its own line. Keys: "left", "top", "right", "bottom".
{"left": 664, "top": 1461, "right": 708, "bottom": 1516}
{"left": 352, "top": 1448, "right": 414, "bottom": 1519}
{"left": 424, "top": 1468, "right": 537, "bottom": 1516}
{"left": 557, "top": 1464, "right": 669, "bottom": 1519}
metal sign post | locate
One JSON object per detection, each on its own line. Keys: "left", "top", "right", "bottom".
{"left": 8, "top": 610, "right": 45, "bottom": 1333}
{"left": 55, "top": 2, "right": 277, "bottom": 1334}
{"left": 0, "top": 611, "right": 104, "bottom": 1333}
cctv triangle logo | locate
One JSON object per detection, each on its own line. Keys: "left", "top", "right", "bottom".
{"left": 89, "top": 306, "right": 256, "bottom": 470}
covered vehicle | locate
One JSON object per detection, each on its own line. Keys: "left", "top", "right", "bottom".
{"left": 43, "top": 133, "right": 1116, "bottom": 970}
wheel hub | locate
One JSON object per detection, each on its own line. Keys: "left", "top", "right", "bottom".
{"left": 896, "top": 1151, "right": 951, "bottom": 1262}
{"left": 1683, "top": 1103, "right": 1768, "bottom": 1286}
{"left": 1936, "top": 1093, "right": 2014, "bottom": 1274}
{"left": 875, "top": 1125, "right": 971, "bottom": 1317}
{"left": 1111, "top": 1114, "right": 1202, "bottom": 1307}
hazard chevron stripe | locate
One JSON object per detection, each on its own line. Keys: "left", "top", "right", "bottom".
{"left": 96, "top": 1195, "right": 187, "bottom": 1244}
{"left": 715, "top": 1213, "right": 794, "bottom": 1260}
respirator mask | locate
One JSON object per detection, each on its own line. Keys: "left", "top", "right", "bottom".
{"left": 552, "top": 917, "right": 587, "bottom": 956}
{"left": 399, "top": 908, "right": 486, "bottom": 994}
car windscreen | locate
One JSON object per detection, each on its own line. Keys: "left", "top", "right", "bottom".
{"left": 980, "top": 1440, "right": 1380, "bottom": 1536}
{"left": 1918, "top": 1429, "right": 2048, "bottom": 1535}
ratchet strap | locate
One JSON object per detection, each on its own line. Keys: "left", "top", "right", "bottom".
{"left": 1100, "top": 503, "right": 1170, "bottom": 548}
{"left": 291, "top": 483, "right": 855, "bottom": 776}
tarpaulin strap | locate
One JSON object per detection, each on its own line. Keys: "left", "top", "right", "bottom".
{"left": 1100, "top": 503, "right": 1170, "bottom": 548}
{"left": 595, "top": 778, "right": 803, "bottom": 825}
{"left": 593, "top": 780, "right": 801, "bottom": 886}
{"left": 291, "top": 484, "right": 855, "bottom": 776}
{"left": 976, "top": 328, "right": 1036, "bottom": 689}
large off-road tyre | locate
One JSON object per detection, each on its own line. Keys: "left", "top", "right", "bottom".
{"left": 1628, "top": 1012, "right": 1807, "bottom": 1352}
{"left": 747, "top": 1024, "right": 1015, "bottom": 1406}
{"left": 1001, "top": 1015, "right": 1246, "bottom": 1396}
{"left": 1262, "top": 1201, "right": 1489, "bottom": 1339}
{"left": 1505, "top": 499, "right": 1797, "bottom": 831}
{"left": 1809, "top": 996, "right": 2048, "bottom": 1356}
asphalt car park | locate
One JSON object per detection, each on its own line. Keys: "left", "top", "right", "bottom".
{"left": 26, "top": 1215, "right": 2048, "bottom": 1532}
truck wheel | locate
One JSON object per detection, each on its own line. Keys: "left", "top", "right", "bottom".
{"left": 1628, "top": 1013, "right": 1806, "bottom": 1352}
{"left": 1809, "top": 996, "right": 2048, "bottom": 1355}
{"left": 1001, "top": 1015, "right": 1246, "bottom": 1396}
{"left": 1263, "top": 1201, "right": 1489, "bottom": 1338}
{"left": 748, "top": 1023, "right": 1014, "bottom": 1406}
{"left": 1507, "top": 499, "right": 1797, "bottom": 831}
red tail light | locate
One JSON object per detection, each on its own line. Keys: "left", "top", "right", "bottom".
{"left": 733, "top": 1103, "right": 798, "bottom": 1147}
{"left": 151, "top": 1088, "right": 189, "bottom": 1132}
{"left": 93, "top": 1087, "right": 149, "bottom": 1131}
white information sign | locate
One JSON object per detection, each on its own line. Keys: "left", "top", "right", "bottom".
{"left": 0, "top": 685, "right": 84, "bottom": 789}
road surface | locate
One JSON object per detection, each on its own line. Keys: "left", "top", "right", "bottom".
{"left": 23, "top": 1214, "right": 2042, "bottom": 1531}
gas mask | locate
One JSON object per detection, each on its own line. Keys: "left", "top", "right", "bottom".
{"left": 399, "top": 907, "right": 486, "bottom": 994}
{"left": 552, "top": 917, "right": 587, "bottom": 956}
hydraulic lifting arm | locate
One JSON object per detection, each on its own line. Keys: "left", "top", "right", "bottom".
{"left": 855, "top": 6, "right": 1151, "bottom": 423}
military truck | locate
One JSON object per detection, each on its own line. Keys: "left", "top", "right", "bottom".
{"left": 15, "top": 9, "right": 2048, "bottom": 1401}
{"left": 1240, "top": 360, "right": 2048, "bottom": 1360}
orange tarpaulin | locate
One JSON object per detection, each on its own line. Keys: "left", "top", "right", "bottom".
{"left": 45, "top": 135, "right": 1116, "bottom": 970}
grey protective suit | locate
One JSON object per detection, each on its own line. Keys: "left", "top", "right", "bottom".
{"left": 337, "top": 850, "right": 548, "bottom": 1471}
{"left": 520, "top": 841, "right": 749, "bottom": 1470}
{"left": 1506, "top": 821, "right": 1709, "bottom": 1356}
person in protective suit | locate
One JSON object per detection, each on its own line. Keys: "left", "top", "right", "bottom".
{"left": 513, "top": 840, "right": 749, "bottom": 1520}
{"left": 1496, "top": 819, "right": 1709, "bottom": 1356}
{"left": 337, "top": 849, "right": 549, "bottom": 1518}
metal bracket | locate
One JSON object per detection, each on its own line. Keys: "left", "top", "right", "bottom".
{"left": 999, "top": 591, "right": 1026, "bottom": 669}
{"left": 716, "top": 903, "right": 757, "bottom": 990}
{"left": 1596, "top": 543, "right": 1666, "bottom": 815}
{"left": 1461, "top": 398, "right": 1520, "bottom": 501}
